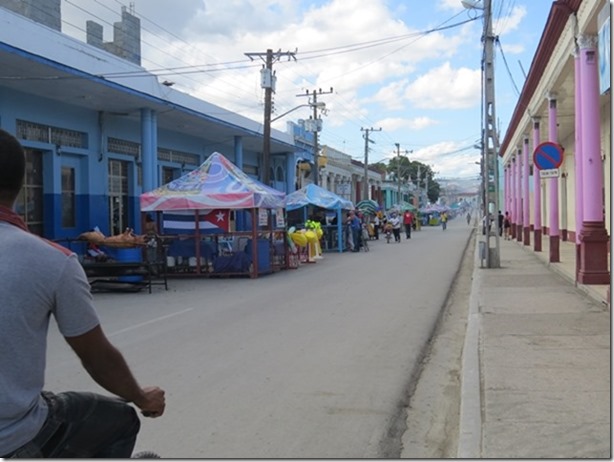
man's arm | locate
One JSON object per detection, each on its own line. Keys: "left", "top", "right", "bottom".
{"left": 65, "top": 325, "right": 165, "bottom": 417}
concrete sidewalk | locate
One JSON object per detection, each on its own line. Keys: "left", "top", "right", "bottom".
{"left": 458, "top": 235, "right": 611, "bottom": 458}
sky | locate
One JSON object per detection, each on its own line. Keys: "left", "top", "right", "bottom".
{"left": 60, "top": 0, "right": 554, "bottom": 188}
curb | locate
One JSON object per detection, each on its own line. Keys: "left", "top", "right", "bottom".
{"left": 456, "top": 235, "right": 482, "bottom": 458}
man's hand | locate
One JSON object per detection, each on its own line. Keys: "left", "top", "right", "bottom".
{"left": 135, "top": 386, "right": 166, "bottom": 418}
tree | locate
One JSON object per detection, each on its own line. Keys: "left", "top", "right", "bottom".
{"left": 386, "top": 156, "right": 441, "bottom": 203}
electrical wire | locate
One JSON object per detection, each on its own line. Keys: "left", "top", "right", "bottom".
{"left": 495, "top": 37, "right": 521, "bottom": 97}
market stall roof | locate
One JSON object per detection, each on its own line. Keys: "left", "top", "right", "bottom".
{"left": 140, "top": 152, "right": 285, "bottom": 211}
{"left": 284, "top": 184, "right": 354, "bottom": 211}
{"left": 391, "top": 201, "right": 417, "bottom": 212}
{"left": 356, "top": 199, "right": 379, "bottom": 215}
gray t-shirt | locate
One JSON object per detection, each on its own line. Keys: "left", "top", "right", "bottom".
{"left": 0, "top": 222, "right": 100, "bottom": 454}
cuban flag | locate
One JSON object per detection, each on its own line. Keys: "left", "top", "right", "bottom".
{"left": 163, "top": 209, "right": 230, "bottom": 234}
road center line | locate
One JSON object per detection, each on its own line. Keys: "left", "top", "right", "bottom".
{"left": 108, "top": 308, "right": 194, "bottom": 337}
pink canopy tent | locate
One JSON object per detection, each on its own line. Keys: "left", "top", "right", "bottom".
{"left": 139, "top": 152, "right": 286, "bottom": 277}
{"left": 140, "top": 152, "right": 285, "bottom": 211}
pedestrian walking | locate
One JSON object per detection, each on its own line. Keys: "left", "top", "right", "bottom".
{"left": 466, "top": 212, "right": 471, "bottom": 226}
{"left": 441, "top": 212, "right": 448, "bottom": 231}
{"left": 403, "top": 210, "right": 414, "bottom": 239}
{"left": 498, "top": 210, "right": 504, "bottom": 237}
{"left": 503, "top": 211, "right": 512, "bottom": 240}
{"left": 389, "top": 212, "right": 401, "bottom": 242}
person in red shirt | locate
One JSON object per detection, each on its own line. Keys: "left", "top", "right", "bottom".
{"left": 403, "top": 210, "right": 414, "bottom": 239}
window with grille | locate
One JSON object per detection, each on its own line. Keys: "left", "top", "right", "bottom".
{"left": 158, "top": 148, "right": 199, "bottom": 166}
{"left": 107, "top": 137, "right": 140, "bottom": 158}
{"left": 16, "top": 120, "right": 87, "bottom": 148}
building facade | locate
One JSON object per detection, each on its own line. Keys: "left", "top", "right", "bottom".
{"left": 0, "top": 5, "right": 295, "bottom": 240}
{"left": 499, "top": 0, "right": 610, "bottom": 285}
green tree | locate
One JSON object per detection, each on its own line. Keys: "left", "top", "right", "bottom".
{"left": 386, "top": 156, "right": 440, "bottom": 203}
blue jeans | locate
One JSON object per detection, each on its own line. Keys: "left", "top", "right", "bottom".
{"left": 5, "top": 391, "right": 140, "bottom": 458}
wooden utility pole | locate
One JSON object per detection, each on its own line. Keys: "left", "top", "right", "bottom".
{"left": 361, "top": 127, "right": 381, "bottom": 200}
{"left": 395, "top": 143, "right": 401, "bottom": 203}
{"left": 245, "top": 49, "right": 296, "bottom": 185}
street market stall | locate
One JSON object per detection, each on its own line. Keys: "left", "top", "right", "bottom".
{"left": 140, "top": 152, "right": 287, "bottom": 278}
{"left": 284, "top": 184, "right": 354, "bottom": 253}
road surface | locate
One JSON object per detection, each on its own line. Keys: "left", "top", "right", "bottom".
{"left": 44, "top": 217, "right": 473, "bottom": 458}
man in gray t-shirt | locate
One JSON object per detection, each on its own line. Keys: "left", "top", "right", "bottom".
{"left": 0, "top": 129, "right": 166, "bottom": 458}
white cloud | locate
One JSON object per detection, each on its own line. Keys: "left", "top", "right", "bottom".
{"left": 404, "top": 62, "right": 481, "bottom": 110}
{"left": 494, "top": 5, "right": 527, "bottom": 36}
{"left": 367, "top": 80, "right": 410, "bottom": 110}
{"left": 376, "top": 116, "right": 439, "bottom": 131}
{"left": 412, "top": 141, "right": 481, "bottom": 178}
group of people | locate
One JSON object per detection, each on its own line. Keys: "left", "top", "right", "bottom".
{"left": 346, "top": 209, "right": 416, "bottom": 247}
{"left": 481, "top": 210, "right": 512, "bottom": 239}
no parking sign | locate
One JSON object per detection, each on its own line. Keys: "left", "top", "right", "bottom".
{"left": 533, "top": 142, "right": 564, "bottom": 178}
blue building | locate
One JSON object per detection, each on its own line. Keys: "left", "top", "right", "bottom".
{"left": 0, "top": 4, "right": 297, "bottom": 240}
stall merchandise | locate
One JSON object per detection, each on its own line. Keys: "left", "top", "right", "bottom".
{"left": 284, "top": 184, "right": 354, "bottom": 253}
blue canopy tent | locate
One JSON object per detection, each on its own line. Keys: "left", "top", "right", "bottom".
{"left": 284, "top": 184, "right": 354, "bottom": 253}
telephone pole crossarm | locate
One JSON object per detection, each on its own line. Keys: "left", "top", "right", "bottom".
{"left": 296, "top": 88, "right": 333, "bottom": 186}
{"left": 245, "top": 49, "right": 297, "bottom": 185}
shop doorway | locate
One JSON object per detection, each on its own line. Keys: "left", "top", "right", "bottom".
{"left": 15, "top": 148, "right": 44, "bottom": 236}
{"left": 108, "top": 159, "right": 129, "bottom": 235}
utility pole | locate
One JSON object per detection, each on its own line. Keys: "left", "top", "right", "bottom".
{"left": 296, "top": 88, "right": 333, "bottom": 186}
{"left": 481, "top": 0, "right": 501, "bottom": 268}
{"left": 245, "top": 48, "right": 297, "bottom": 185}
{"left": 361, "top": 127, "right": 381, "bottom": 200}
{"left": 395, "top": 143, "right": 401, "bottom": 203}
{"left": 417, "top": 164, "right": 422, "bottom": 205}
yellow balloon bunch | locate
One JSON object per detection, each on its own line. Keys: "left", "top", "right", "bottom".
{"left": 305, "top": 220, "right": 323, "bottom": 239}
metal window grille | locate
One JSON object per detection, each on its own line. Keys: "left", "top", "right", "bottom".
{"left": 16, "top": 120, "right": 88, "bottom": 148}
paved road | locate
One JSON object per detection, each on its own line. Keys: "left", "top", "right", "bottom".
{"left": 44, "top": 218, "right": 473, "bottom": 458}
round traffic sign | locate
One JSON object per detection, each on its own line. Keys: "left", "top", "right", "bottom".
{"left": 533, "top": 142, "right": 564, "bottom": 170}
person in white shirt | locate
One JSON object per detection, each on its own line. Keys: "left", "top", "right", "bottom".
{"left": 389, "top": 213, "right": 401, "bottom": 243}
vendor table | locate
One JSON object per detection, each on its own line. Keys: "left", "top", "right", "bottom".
{"left": 81, "top": 260, "right": 168, "bottom": 293}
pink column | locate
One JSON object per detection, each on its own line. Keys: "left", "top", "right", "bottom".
{"left": 510, "top": 156, "right": 517, "bottom": 239}
{"left": 501, "top": 165, "right": 509, "bottom": 230}
{"left": 522, "top": 137, "right": 530, "bottom": 245}
{"left": 574, "top": 48, "right": 583, "bottom": 277}
{"left": 547, "top": 94, "right": 560, "bottom": 262}
{"left": 532, "top": 118, "right": 542, "bottom": 251}
{"left": 578, "top": 34, "right": 609, "bottom": 284}
{"left": 503, "top": 166, "right": 512, "bottom": 223}
{"left": 516, "top": 148, "right": 523, "bottom": 242}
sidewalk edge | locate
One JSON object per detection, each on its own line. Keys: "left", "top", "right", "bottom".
{"left": 457, "top": 234, "right": 482, "bottom": 458}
